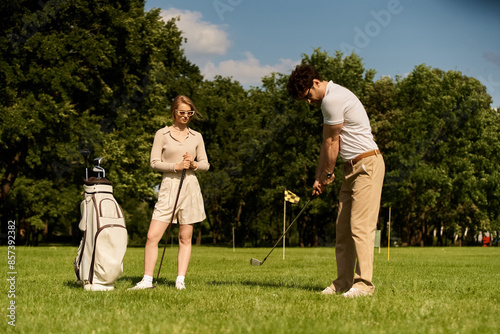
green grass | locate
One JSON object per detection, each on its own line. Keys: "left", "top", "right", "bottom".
{"left": 3, "top": 245, "right": 500, "bottom": 333}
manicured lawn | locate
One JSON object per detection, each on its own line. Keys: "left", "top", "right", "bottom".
{"left": 4, "top": 245, "right": 500, "bottom": 333}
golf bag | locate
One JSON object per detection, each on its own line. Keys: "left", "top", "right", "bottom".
{"left": 74, "top": 177, "right": 127, "bottom": 291}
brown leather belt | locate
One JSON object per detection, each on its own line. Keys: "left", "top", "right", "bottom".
{"left": 346, "top": 149, "right": 381, "bottom": 166}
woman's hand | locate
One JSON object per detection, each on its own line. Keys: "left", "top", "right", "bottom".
{"left": 175, "top": 159, "right": 191, "bottom": 171}
{"left": 183, "top": 152, "right": 197, "bottom": 170}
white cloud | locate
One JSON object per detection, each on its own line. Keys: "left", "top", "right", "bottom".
{"left": 158, "top": 8, "right": 299, "bottom": 87}
{"left": 203, "top": 52, "right": 299, "bottom": 86}
{"left": 159, "top": 8, "right": 230, "bottom": 60}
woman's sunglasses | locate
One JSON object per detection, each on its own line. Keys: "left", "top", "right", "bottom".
{"left": 176, "top": 110, "right": 195, "bottom": 117}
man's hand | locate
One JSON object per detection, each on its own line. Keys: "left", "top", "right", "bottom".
{"left": 312, "top": 172, "right": 335, "bottom": 196}
{"left": 312, "top": 180, "right": 326, "bottom": 196}
{"left": 318, "top": 171, "right": 335, "bottom": 187}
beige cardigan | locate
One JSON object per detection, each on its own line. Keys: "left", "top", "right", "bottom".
{"left": 150, "top": 127, "right": 210, "bottom": 173}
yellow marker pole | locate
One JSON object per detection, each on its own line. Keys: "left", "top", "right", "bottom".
{"left": 283, "top": 196, "right": 286, "bottom": 260}
{"left": 388, "top": 207, "right": 391, "bottom": 261}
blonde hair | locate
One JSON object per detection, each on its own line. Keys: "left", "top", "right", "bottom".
{"left": 170, "top": 95, "right": 197, "bottom": 120}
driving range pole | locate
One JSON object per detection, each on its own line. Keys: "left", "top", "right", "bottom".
{"left": 283, "top": 196, "right": 286, "bottom": 260}
{"left": 388, "top": 207, "right": 391, "bottom": 261}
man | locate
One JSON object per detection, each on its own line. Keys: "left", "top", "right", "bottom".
{"left": 287, "top": 64, "right": 385, "bottom": 298}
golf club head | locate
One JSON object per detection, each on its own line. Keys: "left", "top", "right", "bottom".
{"left": 92, "top": 166, "right": 106, "bottom": 178}
{"left": 250, "top": 258, "right": 263, "bottom": 266}
{"left": 93, "top": 157, "right": 103, "bottom": 167}
{"left": 80, "top": 149, "right": 91, "bottom": 159}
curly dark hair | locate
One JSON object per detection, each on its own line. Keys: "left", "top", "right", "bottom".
{"left": 287, "top": 64, "right": 323, "bottom": 100}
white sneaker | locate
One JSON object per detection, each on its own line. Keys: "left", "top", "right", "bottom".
{"left": 342, "top": 287, "right": 372, "bottom": 298}
{"left": 128, "top": 279, "right": 153, "bottom": 290}
{"left": 175, "top": 281, "right": 186, "bottom": 290}
{"left": 321, "top": 286, "right": 335, "bottom": 295}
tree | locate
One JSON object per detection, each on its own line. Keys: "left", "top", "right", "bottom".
{"left": 0, "top": 0, "right": 201, "bottom": 244}
{"left": 382, "top": 64, "right": 496, "bottom": 245}
{"left": 192, "top": 76, "right": 254, "bottom": 244}
{"left": 3, "top": 2, "right": 498, "bottom": 247}
{"left": 215, "top": 49, "right": 378, "bottom": 247}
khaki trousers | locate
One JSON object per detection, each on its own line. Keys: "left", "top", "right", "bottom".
{"left": 332, "top": 153, "right": 385, "bottom": 293}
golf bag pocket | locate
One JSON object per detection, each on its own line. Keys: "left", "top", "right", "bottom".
{"left": 99, "top": 198, "right": 122, "bottom": 218}
{"left": 92, "top": 217, "right": 127, "bottom": 284}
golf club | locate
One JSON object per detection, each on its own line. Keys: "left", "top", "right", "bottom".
{"left": 93, "top": 157, "right": 105, "bottom": 178}
{"left": 153, "top": 169, "right": 187, "bottom": 288}
{"left": 250, "top": 198, "right": 313, "bottom": 266}
{"left": 80, "top": 149, "right": 91, "bottom": 180}
{"left": 94, "top": 157, "right": 103, "bottom": 167}
{"left": 93, "top": 166, "right": 105, "bottom": 178}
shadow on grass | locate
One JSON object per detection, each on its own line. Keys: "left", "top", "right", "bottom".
{"left": 207, "top": 279, "right": 323, "bottom": 292}
{"left": 64, "top": 276, "right": 323, "bottom": 291}
{"left": 64, "top": 280, "right": 82, "bottom": 289}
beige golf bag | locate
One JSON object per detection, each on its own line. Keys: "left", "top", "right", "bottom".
{"left": 74, "top": 177, "right": 127, "bottom": 291}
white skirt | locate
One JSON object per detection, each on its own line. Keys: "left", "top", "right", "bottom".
{"left": 151, "top": 171, "right": 206, "bottom": 225}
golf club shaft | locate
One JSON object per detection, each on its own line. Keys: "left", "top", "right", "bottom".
{"left": 260, "top": 198, "right": 312, "bottom": 264}
{"left": 155, "top": 169, "right": 187, "bottom": 285}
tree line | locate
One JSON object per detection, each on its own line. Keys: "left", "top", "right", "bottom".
{"left": 1, "top": 0, "right": 499, "bottom": 247}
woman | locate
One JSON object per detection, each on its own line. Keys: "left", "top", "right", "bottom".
{"left": 130, "top": 95, "right": 209, "bottom": 290}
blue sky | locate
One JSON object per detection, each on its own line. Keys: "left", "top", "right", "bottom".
{"left": 145, "top": 0, "right": 500, "bottom": 107}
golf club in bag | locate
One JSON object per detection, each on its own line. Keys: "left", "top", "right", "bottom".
{"left": 251, "top": 198, "right": 313, "bottom": 266}
{"left": 80, "top": 149, "right": 91, "bottom": 180}
{"left": 74, "top": 157, "right": 128, "bottom": 291}
{"left": 153, "top": 169, "right": 187, "bottom": 288}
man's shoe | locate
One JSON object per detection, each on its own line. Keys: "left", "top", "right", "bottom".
{"left": 128, "top": 279, "right": 153, "bottom": 290}
{"left": 321, "top": 285, "right": 336, "bottom": 295}
{"left": 175, "top": 281, "right": 186, "bottom": 290}
{"left": 342, "top": 287, "right": 372, "bottom": 298}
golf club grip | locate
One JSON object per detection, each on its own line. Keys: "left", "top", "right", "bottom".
{"left": 155, "top": 169, "right": 187, "bottom": 283}
{"left": 179, "top": 169, "right": 187, "bottom": 189}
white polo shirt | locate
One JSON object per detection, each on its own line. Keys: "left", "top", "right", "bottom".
{"left": 321, "top": 81, "right": 378, "bottom": 161}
